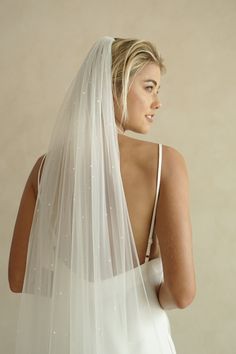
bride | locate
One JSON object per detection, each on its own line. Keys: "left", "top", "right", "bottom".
{"left": 8, "top": 36, "right": 195, "bottom": 354}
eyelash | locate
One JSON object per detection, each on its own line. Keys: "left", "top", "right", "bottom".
{"left": 146, "top": 86, "right": 159, "bottom": 95}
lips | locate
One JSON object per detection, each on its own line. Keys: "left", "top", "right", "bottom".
{"left": 145, "top": 114, "right": 154, "bottom": 122}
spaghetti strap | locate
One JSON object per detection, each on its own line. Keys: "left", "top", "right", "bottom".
{"left": 37, "top": 154, "right": 46, "bottom": 193}
{"left": 145, "top": 143, "right": 162, "bottom": 262}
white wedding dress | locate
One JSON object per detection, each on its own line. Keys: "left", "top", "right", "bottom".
{"left": 21, "top": 143, "right": 176, "bottom": 354}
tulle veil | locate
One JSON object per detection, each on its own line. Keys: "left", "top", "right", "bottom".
{"left": 15, "top": 36, "right": 165, "bottom": 354}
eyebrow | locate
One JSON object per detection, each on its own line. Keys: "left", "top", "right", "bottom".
{"left": 144, "top": 80, "right": 160, "bottom": 89}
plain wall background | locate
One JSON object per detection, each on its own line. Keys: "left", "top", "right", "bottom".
{"left": 1, "top": 1, "right": 235, "bottom": 353}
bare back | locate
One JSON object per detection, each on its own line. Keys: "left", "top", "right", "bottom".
{"left": 117, "top": 134, "right": 161, "bottom": 263}
{"left": 33, "top": 135, "right": 161, "bottom": 265}
{"left": 9, "top": 134, "right": 195, "bottom": 308}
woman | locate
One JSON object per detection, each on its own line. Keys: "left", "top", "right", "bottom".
{"left": 9, "top": 36, "right": 195, "bottom": 353}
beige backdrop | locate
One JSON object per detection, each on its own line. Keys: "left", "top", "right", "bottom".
{"left": 1, "top": 1, "right": 235, "bottom": 353}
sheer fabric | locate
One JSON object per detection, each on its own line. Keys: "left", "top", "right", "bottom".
{"left": 15, "top": 36, "right": 176, "bottom": 354}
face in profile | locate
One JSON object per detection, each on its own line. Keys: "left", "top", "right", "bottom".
{"left": 115, "top": 63, "right": 162, "bottom": 134}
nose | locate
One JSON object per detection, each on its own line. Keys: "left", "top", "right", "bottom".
{"left": 151, "top": 96, "right": 162, "bottom": 110}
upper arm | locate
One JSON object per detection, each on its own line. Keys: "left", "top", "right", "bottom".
{"left": 8, "top": 155, "right": 45, "bottom": 292}
{"left": 155, "top": 146, "right": 196, "bottom": 303}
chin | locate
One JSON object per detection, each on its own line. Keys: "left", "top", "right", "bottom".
{"left": 126, "top": 122, "right": 151, "bottom": 135}
{"left": 133, "top": 127, "right": 150, "bottom": 135}
{"left": 139, "top": 124, "right": 151, "bottom": 134}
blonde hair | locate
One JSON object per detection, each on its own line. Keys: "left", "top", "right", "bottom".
{"left": 111, "top": 37, "right": 166, "bottom": 130}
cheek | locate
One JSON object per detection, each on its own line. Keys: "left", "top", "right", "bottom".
{"left": 127, "top": 90, "right": 145, "bottom": 113}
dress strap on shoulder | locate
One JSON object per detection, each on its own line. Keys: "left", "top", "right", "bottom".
{"left": 145, "top": 143, "right": 162, "bottom": 262}
{"left": 37, "top": 154, "right": 46, "bottom": 193}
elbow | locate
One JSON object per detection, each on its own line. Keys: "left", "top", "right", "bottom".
{"left": 175, "top": 287, "right": 196, "bottom": 309}
{"left": 164, "top": 269, "right": 197, "bottom": 309}
{"left": 8, "top": 270, "right": 23, "bottom": 293}
{"left": 175, "top": 292, "right": 195, "bottom": 309}
{"left": 159, "top": 279, "right": 196, "bottom": 310}
{"left": 8, "top": 277, "right": 23, "bottom": 293}
{"left": 9, "top": 284, "right": 23, "bottom": 293}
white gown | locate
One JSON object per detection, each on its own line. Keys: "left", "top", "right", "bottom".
{"left": 15, "top": 144, "right": 176, "bottom": 354}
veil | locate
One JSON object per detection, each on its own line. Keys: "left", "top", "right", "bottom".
{"left": 15, "top": 36, "right": 164, "bottom": 354}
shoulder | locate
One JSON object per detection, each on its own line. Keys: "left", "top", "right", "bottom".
{"left": 132, "top": 140, "right": 185, "bottom": 173}
{"left": 159, "top": 145, "right": 190, "bottom": 207}
{"left": 124, "top": 135, "right": 158, "bottom": 160}
{"left": 29, "top": 154, "right": 47, "bottom": 196}
{"left": 161, "top": 144, "right": 189, "bottom": 181}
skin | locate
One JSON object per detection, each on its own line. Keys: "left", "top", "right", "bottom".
{"left": 8, "top": 62, "right": 196, "bottom": 310}
{"left": 115, "top": 62, "right": 162, "bottom": 134}
{"left": 115, "top": 63, "right": 196, "bottom": 309}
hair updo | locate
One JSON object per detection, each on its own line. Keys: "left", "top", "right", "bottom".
{"left": 111, "top": 37, "right": 166, "bottom": 129}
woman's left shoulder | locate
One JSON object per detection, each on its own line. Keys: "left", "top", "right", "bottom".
{"left": 30, "top": 154, "right": 47, "bottom": 196}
